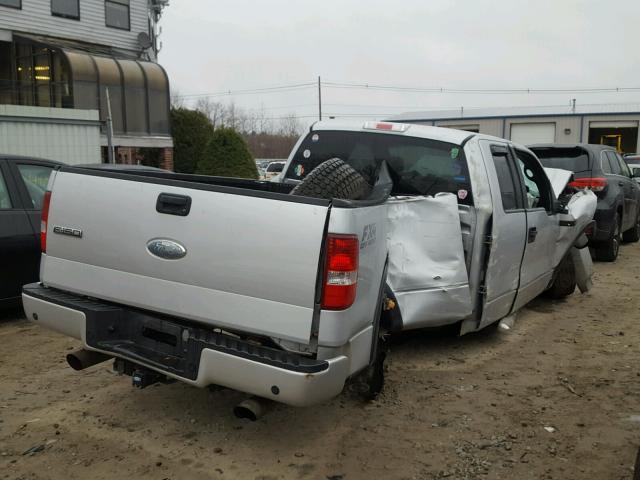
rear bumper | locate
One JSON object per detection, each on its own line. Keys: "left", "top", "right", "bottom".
{"left": 22, "top": 283, "right": 350, "bottom": 406}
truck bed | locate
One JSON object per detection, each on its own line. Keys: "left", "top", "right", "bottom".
{"left": 41, "top": 167, "right": 332, "bottom": 344}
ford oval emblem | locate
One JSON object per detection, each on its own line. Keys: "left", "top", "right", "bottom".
{"left": 146, "top": 238, "right": 187, "bottom": 260}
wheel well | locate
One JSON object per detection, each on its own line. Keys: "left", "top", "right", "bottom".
{"left": 381, "top": 284, "right": 403, "bottom": 333}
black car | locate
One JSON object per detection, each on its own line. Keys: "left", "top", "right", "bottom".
{"left": 0, "top": 156, "right": 62, "bottom": 303}
{"left": 529, "top": 144, "right": 640, "bottom": 261}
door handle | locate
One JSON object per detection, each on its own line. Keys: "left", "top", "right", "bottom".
{"left": 528, "top": 227, "right": 538, "bottom": 243}
{"left": 618, "top": 181, "right": 624, "bottom": 186}
{"left": 156, "top": 193, "right": 192, "bottom": 216}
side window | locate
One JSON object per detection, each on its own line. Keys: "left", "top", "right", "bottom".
{"left": 0, "top": 170, "right": 12, "bottom": 209}
{"left": 600, "top": 152, "right": 613, "bottom": 174}
{"left": 606, "top": 151, "right": 621, "bottom": 175}
{"left": 16, "top": 164, "right": 53, "bottom": 209}
{"left": 615, "top": 153, "right": 631, "bottom": 177}
{"left": 514, "top": 149, "right": 552, "bottom": 212}
{"left": 491, "top": 145, "right": 520, "bottom": 211}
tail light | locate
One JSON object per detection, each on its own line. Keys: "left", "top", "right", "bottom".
{"left": 321, "top": 234, "right": 359, "bottom": 310}
{"left": 584, "top": 222, "right": 594, "bottom": 237}
{"left": 567, "top": 177, "right": 608, "bottom": 192}
{"left": 41, "top": 191, "right": 52, "bottom": 253}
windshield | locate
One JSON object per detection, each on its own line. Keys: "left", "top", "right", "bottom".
{"left": 531, "top": 147, "right": 591, "bottom": 173}
{"left": 285, "top": 130, "right": 472, "bottom": 204}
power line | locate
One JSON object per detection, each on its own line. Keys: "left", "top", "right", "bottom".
{"left": 323, "top": 100, "right": 640, "bottom": 113}
{"left": 172, "top": 78, "right": 640, "bottom": 104}
{"left": 260, "top": 114, "right": 319, "bottom": 120}
{"left": 323, "top": 81, "right": 640, "bottom": 95}
{"left": 175, "top": 82, "right": 315, "bottom": 99}
{"left": 239, "top": 103, "right": 317, "bottom": 111}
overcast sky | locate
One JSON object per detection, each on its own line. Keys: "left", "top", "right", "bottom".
{"left": 159, "top": 0, "right": 640, "bottom": 125}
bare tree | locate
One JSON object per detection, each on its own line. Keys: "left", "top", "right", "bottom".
{"left": 222, "top": 102, "right": 235, "bottom": 130}
{"left": 170, "top": 89, "right": 185, "bottom": 109}
{"left": 195, "top": 97, "right": 227, "bottom": 129}
{"left": 278, "top": 113, "right": 302, "bottom": 137}
{"left": 256, "top": 104, "right": 270, "bottom": 134}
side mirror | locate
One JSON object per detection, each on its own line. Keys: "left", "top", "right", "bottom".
{"left": 632, "top": 167, "right": 640, "bottom": 178}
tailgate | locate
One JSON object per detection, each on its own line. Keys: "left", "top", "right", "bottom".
{"left": 42, "top": 170, "right": 330, "bottom": 343}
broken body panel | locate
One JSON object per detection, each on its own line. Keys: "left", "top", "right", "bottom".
{"left": 381, "top": 135, "right": 596, "bottom": 334}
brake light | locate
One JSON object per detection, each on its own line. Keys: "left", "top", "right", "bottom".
{"left": 41, "top": 191, "right": 51, "bottom": 253}
{"left": 567, "top": 177, "right": 608, "bottom": 192}
{"left": 584, "top": 223, "right": 594, "bottom": 237}
{"left": 321, "top": 234, "right": 359, "bottom": 310}
{"left": 363, "top": 121, "right": 410, "bottom": 133}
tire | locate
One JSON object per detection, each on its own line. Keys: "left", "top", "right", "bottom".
{"left": 348, "top": 287, "right": 388, "bottom": 401}
{"left": 595, "top": 215, "right": 621, "bottom": 262}
{"left": 290, "top": 158, "right": 370, "bottom": 200}
{"left": 545, "top": 254, "right": 576, "bottom": 299}
{"left": 622, "top": 213, "right": 640, "bottom": 243}
{"left": 349, "top": 339, "right": 387, "bottom": 401}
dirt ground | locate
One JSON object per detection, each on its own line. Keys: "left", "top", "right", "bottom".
{"left": 2, "top": 247, "right": 640, "bottom": 480}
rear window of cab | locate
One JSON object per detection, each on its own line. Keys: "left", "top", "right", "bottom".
{"left": 285, "top": 130, "right": 473, "bottom": 205}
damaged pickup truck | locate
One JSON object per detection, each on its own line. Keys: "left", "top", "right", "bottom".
{"left": 22, "top": 121, "right": 596, "bottom": 409}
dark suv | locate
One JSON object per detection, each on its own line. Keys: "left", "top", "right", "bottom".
{"left": 529, "top": 144, "right": 640, "bottom": 261}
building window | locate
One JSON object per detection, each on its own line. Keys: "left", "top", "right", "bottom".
{"left": 51, "top": 0, "right": 80, "bottom": 20}
{"left": 105, "top": 0, "right": 130, "bottom": 30}
{"left": 4, "top": 40, "right": 73, "bottom": 108}
{"left": 0, "top": 42, "right": 12, "bottom": 105}
{"left": 0, "top": 0, "right": 21, "bottom": 9}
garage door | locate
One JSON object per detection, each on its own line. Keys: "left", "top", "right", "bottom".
{"left": 510, "top": 123, "right": 556, "bottom": 145}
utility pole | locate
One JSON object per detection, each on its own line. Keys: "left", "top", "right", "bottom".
{"left": 318, "top": 76, "right": 322, "bottom": 121}
{"left": 105, "top": 87, "right": 115, "bottom": 164}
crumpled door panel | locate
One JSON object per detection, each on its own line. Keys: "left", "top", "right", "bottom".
{"left": 386, "top": 193, "right": 472, "bottom": 329}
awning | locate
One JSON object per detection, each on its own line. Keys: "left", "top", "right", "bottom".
{"left": 63, "top": 50, "right": 170, "bottom": 136}
{"left": 12, "top": 33, "right": 170, "bottom": 138}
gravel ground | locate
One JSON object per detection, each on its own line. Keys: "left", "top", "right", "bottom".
{"left": 1, "top": 245, "right": 640, "bottom": 480}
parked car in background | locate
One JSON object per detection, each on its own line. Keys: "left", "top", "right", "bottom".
{"left": 255, "top": 160, "right": 270, "bottom": 179}
{"left": 624, "top": 155, "right": 640, "bottom": 185}
{"left": 0, "top": 155, "right": 62, "bottom": 303}
{"left": 529, "top": 144, "right": 640, "bottom": 261}
{"left": 264, "top": 161, "right": 285, "bottom": 181}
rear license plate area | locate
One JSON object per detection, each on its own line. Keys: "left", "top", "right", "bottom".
{"left": 85, "top": 309, "right": 200, "bottom": 380}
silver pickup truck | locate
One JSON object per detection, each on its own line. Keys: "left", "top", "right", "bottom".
{"left": 22, "top": 121, "right": 596, "bottom": 408}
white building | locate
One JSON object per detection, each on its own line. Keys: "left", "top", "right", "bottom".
{"left": 0, "top": 0, "right": 173, "bottom": 167}
{"left": 391, "top": 103, "right": 640, "bottom": 154}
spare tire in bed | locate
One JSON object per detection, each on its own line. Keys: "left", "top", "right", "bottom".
{"left": 289, "top": 158, "right": 370, "bottom": 200}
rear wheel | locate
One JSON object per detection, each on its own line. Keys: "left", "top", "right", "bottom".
{"left": 289, "top": 158, "right": 370, "bottom": 200}
{"left": 622, "top": 213, "right": 640, "bottom": 243}
{"left": 348, "top": 290, "right": 389, "bottom": 401}
{"left": 349, "top": 338, "right": 387, "bottom": 401}
{"left": 595, "top": 215, "right": 621, "bottom": 262}
{"left": 545, "top": 254, "right": 576, "bottom": 299}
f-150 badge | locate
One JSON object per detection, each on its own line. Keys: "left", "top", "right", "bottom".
{"left": 52, "top": 225, "right": 83, "bottom": 238}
